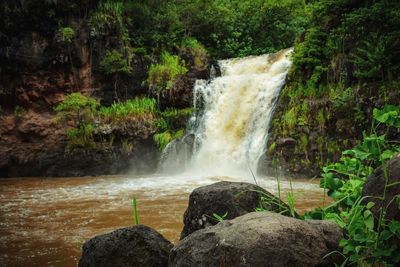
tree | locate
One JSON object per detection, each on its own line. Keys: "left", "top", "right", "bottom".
{"left": 54, "top": 93, "right": 100, "bottom": 150}
{"left": 54, "top": 92, "right": 99, "bottom": 127}
{"left": 58, "top": 26, "right": 78, "bottom": 90}
{"left": 99, "top": 49, "right": 133, "bottom": 101}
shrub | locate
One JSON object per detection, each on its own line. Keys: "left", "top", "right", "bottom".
{"left": 99, "top": 50, "right": 132, "bottom": 76}
{"left": 148, "top": 51, "right": 188, "bottom": 91}
{"left": 181, "top": 38, "right": 209, "bottom": 70}
{"left": 54, "top": 93, "right": 99, "bottom": 126}
{"left": 304, "top": 105, "right": 400, "bottom": 266}
{"left": 66, "top": 123, "right": 96, "bottom": 151}
{"left": 99, "top": 49, "right": 133, "bottom": 101}
{"left": 153, "top": 129, "right": 184, "bottom": 150}
{"left": 58, "top": 26, "right": 75, "bottom": 44}
{"left": 14, "top": 106, "right": 26, "bottom": 118}
{"left": 89, "top": 0, "right": 129, "bottom": 44}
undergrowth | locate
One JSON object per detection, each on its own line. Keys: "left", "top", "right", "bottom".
{"left": 55, "top": 93, "right": 157, "bottom": 151}
{"left": 55, "top": 93, "right": 191, "bottom": 152}
{"left": 303, "top": 105, "right": 400, "bottom": 266}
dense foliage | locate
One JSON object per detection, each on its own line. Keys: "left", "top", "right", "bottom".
{"left": 54, "top": 93, "right": 157, "bottom": 151}
{"left": 148, "top": 51, "right": 188, "bottom": 92}
{"left": 269, "top": 0, "right": 400, "bottom": 173}
{"left": 304, "top": 105, "right": 400, "bottom": 265}
{"left": 2, "top": 0, "right": 399, "bottom": 160}
{"left": 54, "top": 93, "right": 190, "bottom": 151}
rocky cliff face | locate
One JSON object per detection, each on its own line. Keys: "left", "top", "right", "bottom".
{"left": 0, "top": 2, "right": 210, "bottom": 177}
{"left": 0, "top": 110, "right": 159, "bottom": 177}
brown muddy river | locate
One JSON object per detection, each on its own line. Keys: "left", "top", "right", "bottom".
{"left": 0, "top": 174, "right": 328, "bottom": 267}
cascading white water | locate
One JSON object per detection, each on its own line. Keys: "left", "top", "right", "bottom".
{"left": 188, "top": 48, "right": 293, "bottom": 176}
{"left": 161, "top": 48, "right": 292, "bottom": 177}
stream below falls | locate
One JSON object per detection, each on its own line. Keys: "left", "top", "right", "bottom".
{"left": 0, "top": 174, "right": 327, "bottom": 267}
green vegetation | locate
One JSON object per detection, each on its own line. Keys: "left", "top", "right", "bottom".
{"left": 173, "top": 0, "right": 308, "bottom": 58}
{"left": 99, "top": 98, "right": 156, "bottom": 122}
{"left": 100, "top": 50, "right": 133, "bottom": 77}
{"left": 153, "top": 108, "right": 192, "bottom": 150}
{"left": 100, "top": 50, "right": 133, "bottom": 101}
{"left": 58, "top": 27, "right": 75, "bottom": 44}
{"left": 54, "top": 93, "right": 99, "bottom": 124}
{"left": 54, "top": 93, "right": 188, "bottom": 152}
{"left": 212, "top": 212, "right": 228, "bottom": 223}
{"left": 14, "top": 106, "right": 26, "bottom": 118}
{"left": 148, "top": 51, "right": 188, "bottom": 92}
{"left": 269, "top": 0, "right": 400, "bottom": 173}
{"left": 153, "top": 129, "right": 185, "bottom": 151}
{"left": 181, "top": 38, "right": 209, "bottom": 71}
{"left": 255, "top": 175, "right": 297, "bottom": 218}
{"left": 54, "top": 93, "right": 158, "bottom": 151}
{"left": 304, "top": 105, "right": 400, "bottom": 266}
{"left": 132, "top": 197, "right": 139, "bottom": 225}
{"left": 89, "top": 1, "right": 129, "bottom": 45}
{"left": 54, "top": 93, "right": 99, "bottom": 150}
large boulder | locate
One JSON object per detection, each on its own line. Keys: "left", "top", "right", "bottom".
{"left": 78, "top": 225, "right": 173, "bottom": 267}
{"left": 180, "top": 181, "right": 296, "bottom": 239}
{"left": 170, "top": 212, "right": 343, "bottom": 267}
{"left": 362, "top": 154, "right": 400, "bottom": 221}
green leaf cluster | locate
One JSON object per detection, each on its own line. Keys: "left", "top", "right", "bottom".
{"left": 148, "top": 51, "right": 188, "bottom": 91}
{"left": 153, "top": 107, "right": 192, "bottom": 150}
{"left": 55, "top": 93, "right": 157, "bottom": 150}
{"left": 305, "top": 105, "right": 400, "bottom": 265}
{"left": 58, "top": 26, "right": 75, "bottom": 44}
{"left": 99, "top": 50, "right": 133, "bottom": 76}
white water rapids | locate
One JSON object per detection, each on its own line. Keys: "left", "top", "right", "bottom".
{"left": 162, "top": 48, "right": 293, "bottom": 177}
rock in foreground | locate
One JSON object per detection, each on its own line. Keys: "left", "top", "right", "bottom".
{"left": 171, "top": 212, "right": 343, "bottom": 267}
{"left": 180, "top": 181, "right": 295, "bottom": 239}
{"left": 362, "top": 153, "right": 400, "bottom": 221}
{"left": 79, "top": 225, "right": 172, "bottom": 267}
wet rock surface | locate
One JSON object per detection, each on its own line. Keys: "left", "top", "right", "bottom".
{"left": 0, "top": 112, "right": 159, "bottom": 177}
{"left": 180, "top": 181, "right": 295, "bottom": 239}
{"left": 79, "top": 225, "right": 173, "bottom": 267}
{"left": 171, "top": 211, "right": 343, "bottom": 267}
{"left": 362, "top": 153, "right": 400, "bottom": 221}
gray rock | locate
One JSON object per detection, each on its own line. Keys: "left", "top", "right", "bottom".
{"left": 180, "top": 181, "right": 296, "bottom": 239}
{"left": 276, "top": 137, "right": 297, "bottom": 147}
{"left": 362, "top": 153, "right": 400, "bottom": 221}
{"left": 170, "top": 212, "right": 343, "bottom": 267}
{"left": 78, "top": 225, "right": 173, "bottom": 267}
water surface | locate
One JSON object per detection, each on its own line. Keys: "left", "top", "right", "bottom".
{"left": 0, "top": 175, "right": 327, "bottom": 267}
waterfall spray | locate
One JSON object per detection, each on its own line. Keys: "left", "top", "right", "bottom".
{"left": 161, "top": 49, "right": 293, "bottom": 177}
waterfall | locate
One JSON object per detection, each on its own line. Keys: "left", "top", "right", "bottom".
{"left": 161, "top": 48, "right": 292, "bottom": 177}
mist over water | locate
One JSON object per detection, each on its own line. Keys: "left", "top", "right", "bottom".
{"left": 162, "top": 49, "right": 293, "bottom": 177}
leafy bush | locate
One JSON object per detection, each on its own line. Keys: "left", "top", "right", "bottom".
{"left": 55, "top": 93, "right": 158, "bottom": 151}
{"left": 99, "top": 50, "right": 132, "bottom": 76}
{"left": 54, "top": 93, "right": 99, "bottom": 126}
{"left": 58, "top": 26, "right": 75, "bottom": 44}
{"left": 305, "top": 105, "right": 400, "bottom": 265}
{"left": 180, "top": 38, "right": 209, "bottom": 70}
{"left": 66, "top": 123, "right": 96, "bottom": 151}
{"left": 89, "top": 0, "right": 129, "bottom": 44}
{"left": 99, "top": 49, "right": 133, "bottom": 101}
{"left": 153, "top": 129, "right": 184, "bottom": 150}
{"left": 152, "top": 107, "right": 192, "bottom": 150}
{"left": 148, "top": 51, "right": 188, "bottom": 91}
